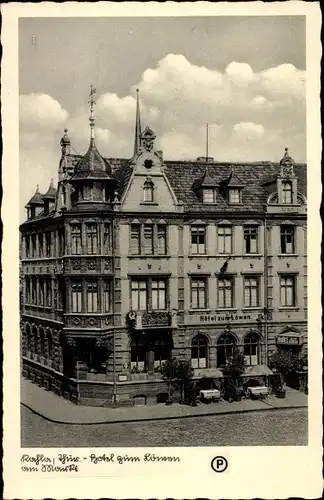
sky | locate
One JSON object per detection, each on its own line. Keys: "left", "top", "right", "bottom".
{"left": 19, "top": 16, "right": 306, "bottom": 220}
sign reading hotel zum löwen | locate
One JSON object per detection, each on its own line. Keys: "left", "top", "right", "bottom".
{"left": 196, "top": 313, "right": 253, "bottom": 324}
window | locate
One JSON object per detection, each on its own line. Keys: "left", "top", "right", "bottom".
{"left": 71, "top": 224, "right": 82, "bottom": 255}
{"left": 143, "top": 224, "right": 153, "bottom": 255}
{"left": 244, "top": 276, "right": 259, "bottom": 307}
{"left": 191, "top": 278, "right": 207, "bottom": 309}
{"left": 130, "top": 225, "right": 140, "bottom": 255}
{"left": 131, "top": 339, "right": 146, "bottom": 371}
{"left": 46, "top": 278, "right": 52, "bottom": 307}
{"left": 31, "top": 277, "right": 37, "bottom": 304}
{"left": 282, "top": 182, "right": 293, "bottom": 204}
{"left": 38, "top": 234, "right": 44, "bottom": 257}
{"left": 217, "top": 333, "right": 236, "bottom": 366}
{"left": 87, "top": 282, "right": 98, "bottom": 313}
{"left": 104, "top": 224, "right": 111, "bottom": 253}
{"left": 191, "top": 226, "right": 206, "bottom": 254}
{"left": 244, "top": 226, "right": 258, "bottom": 254}
{"left": 58, "top": 229, "right": 65, "bottom": 256}
{"left": 45, "top": 232, "right": 51, "bottom": 257}
{"left": 26, "top": 277, "right": 30, "bottom": 304}
{"left": 154, "top": 338, "right": 171, "bottom": 369}
{"left": 71, "top": 282, "right": 82, "bottom": 312}
{"left": 280, "top": 225, "right": 295, "bottom": 254}
{"left": 280, "top": 275, "right": 296, "bottom": 307}
{"left": 103, "top": 281, "right": 111, "bottom": 313}
{"left": 25, "top": 236, "right": 30, "bottom": 258}
{"left": 31, "top": 235, "right": 37, "bottom": 258}
{"left": 132, "top": 280, "right": 147, "bottom": 311}
{"left": 218, "top": 226, "right": 232, "bottom": 254}
{"left": 191, "top": 334, "right": 208, "bottom": 368}
{"left": 143, "top": 180, "right": 154, "bottom": 202}
{"left": 152, "top": 280, "right": 166, "bottom": 310}
{"left": 39, "top": 278, "right": 44, "bottom": 306}
{"left": 244, "top": 333, "right": 260, "bottom": 366}
{"left": 86, "top": 223, "right": 98, "bottom": 254}
{"left": 203, "top": 189, "right": 215, "bottom": 204}
{"left": 229, "top": 189, "right": 241, "bottom": 204}
{"left": 218, "top": 277, "right": 234, "bottom": 308}
{"left": 157, "top": 225, "right": 167, "bottom": 255}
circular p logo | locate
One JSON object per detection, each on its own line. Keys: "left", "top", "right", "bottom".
{"left": 211, "top": 456, "right": 228, "bottom": 473}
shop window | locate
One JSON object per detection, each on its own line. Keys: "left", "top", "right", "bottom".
{"left": 154, "top": 338, "right": 171, "bottom": 369}
{"left": 191, "top": 334, "right": 208, "bottom": 368}
{"left": 217, "top": 333, "right": 236, "bottom": 367}
{"left": 244, "top": 333, "right": 260, "bottom": 366}
{"left": 131, "top": 339, "right": 147, "bottom": 372}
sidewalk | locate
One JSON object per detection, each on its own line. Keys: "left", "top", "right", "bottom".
{"left": 21, "top": 377, "right": 308, "bottom": 425}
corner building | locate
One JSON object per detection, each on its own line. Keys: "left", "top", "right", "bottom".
{"left": 20, "top": 95, "right": 307, "bottom": 406}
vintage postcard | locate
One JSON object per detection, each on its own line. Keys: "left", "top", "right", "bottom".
{"left": 2, "top": 2, "right": 322, "bottom": 499}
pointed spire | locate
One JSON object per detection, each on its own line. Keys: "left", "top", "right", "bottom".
{"left": 134, "top": 88, "right": 142, "bottom": 157}
{"left": 88, "top": 84, "right": 96, "bottom": 144}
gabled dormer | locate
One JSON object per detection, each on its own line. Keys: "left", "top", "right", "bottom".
{"left": 277, "top": 148, "right": 298, "bottom": 205}
{"left": 192, "top": 165, "right": 218, "bottom": 204}
{"left": 42, "top": 179, "right": 57, "bottom": 215}
{"left": 219, "top": 167, "right": 244, "bottom": 205}
{"left": 25, "top": 185, "right": 44, "bottom": 219}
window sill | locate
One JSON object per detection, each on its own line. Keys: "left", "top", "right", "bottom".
{"left": 241, "top": 254, "right": 263, "bottom": 258}
{"left": 128, "top": 254, "right": 171, "bottom": 260}
{"left": 189, "top": 254, "right": 208, "bottom": 258}
{"left": 189, "top": 309, "right": 211, "bottom": 313}
{"left": 140, "top": 202, "right": 159, "bottom": 206}
{"left": 214, "top": 308, "right": 237, "bottom": 312}
{"left": 241, "top": 307, "right": 263, "bottom": 311}
{"left": 278, "top": 254, "right": 299, "bottom": 258}
{"left": 278, "top": 307, "right": 299, "bottom": 311}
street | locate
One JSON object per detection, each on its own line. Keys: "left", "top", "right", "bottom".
{"left": 21, "top": 406, "right": 307, "bottom": 447}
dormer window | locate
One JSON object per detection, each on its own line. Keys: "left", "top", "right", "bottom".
{"left": 229, "top": 189, "right": 241, "bottom": 204}
{"left": 143, "top": 180, "right": 154, "bottom": 202}
{"left": 282, "top": 181, "right": 293, "bottom": 204}
{"left": 203, "top": 188, "right": 215, "bottom": 204}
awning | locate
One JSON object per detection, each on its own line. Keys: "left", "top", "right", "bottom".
{"left": 193, "top": 368, "right": 224, "bottom": 378}
{"left": 244, "top": 365, "right": 273, "bottom": 376}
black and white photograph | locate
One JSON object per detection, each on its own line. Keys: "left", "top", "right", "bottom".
{"left": 2, "top": 2, "right": 322, "bottom": 499}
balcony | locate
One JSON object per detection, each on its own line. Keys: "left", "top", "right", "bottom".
{"left": 127, "top": 310, "right": 175, "bottom": 330}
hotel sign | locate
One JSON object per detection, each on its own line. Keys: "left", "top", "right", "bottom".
{"left": 276, "top": 335, "right": 301, "bottom": 346}
{"left": 199, "top": 313, "right": 252, "bottom": 323}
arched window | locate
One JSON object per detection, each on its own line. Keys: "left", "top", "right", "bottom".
{"left": 131, "top": 339, "right": 147, "bottom": 372}
{"left": 31, "top": 325, "right": 37, "bottom": 354}
{"left": 191, "top": 334, "right": 208, "bottom": 369}
{"left": 282, "top": 181, "right": 293, "bottom": 204}
{"left": 143, "top": 180, "right": 154, "bottom": 202}
{"left": 244, "top": 333, "right": 260, "bottom": 366}
{"left": 217, "top": 333, "right": 236, "bottom": 367}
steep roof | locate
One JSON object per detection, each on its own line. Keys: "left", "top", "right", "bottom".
{"left": 43, "top": 179, "right": 57, "bottom": 199}
{"left": 26, "top": 186, "right": 45, "bottom": 207}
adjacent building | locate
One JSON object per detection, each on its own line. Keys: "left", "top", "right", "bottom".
{"left": 20, "top": 89, "right": 307, "bottom": 406}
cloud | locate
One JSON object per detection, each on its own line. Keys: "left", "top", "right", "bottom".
{"left": 19, "top": 54, "right": 306, "bottom": 220}
{"left": 19, "top": 93, "right": 69, "bottom": 129}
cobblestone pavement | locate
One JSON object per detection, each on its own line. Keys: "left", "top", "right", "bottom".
{"left": 21, "top": 406, "right": 307, "bottom": 447}
{"left": 21, "top": 378, "right": 308, "bottom": 424}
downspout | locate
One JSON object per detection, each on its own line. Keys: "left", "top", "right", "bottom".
{"left": 263, "top": 209, "right": 269, "bottom": 366}
{"left": 112, "top": 217, "right": 117, "bottom": 406}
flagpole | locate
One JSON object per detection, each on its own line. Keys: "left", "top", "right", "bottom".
{"left": 206, "top": 123, "right": 209, "bottom": 161}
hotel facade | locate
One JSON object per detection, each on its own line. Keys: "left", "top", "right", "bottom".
{"left": 20, "top": 91, "right": 307, "bottom": 406}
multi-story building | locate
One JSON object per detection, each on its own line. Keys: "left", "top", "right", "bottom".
{"left": 20, "top": 89, "right": 307, "bottom": 406}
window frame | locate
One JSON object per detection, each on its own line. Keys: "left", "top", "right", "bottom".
{"left": 191, "top": 334, "right": 208, "bottom": 369}
{"left": 244, "top": 225, "right": 258, "bottom": 254}
{"left": 71, "top": 282, "right": 82, "bottom": 313}
{"left": 243, "top": 276, "right": 260, "bottom": 307}
{"left": 151, "top": 279, "right": 167, "bottom": 310}
{"left": 86, "top": 223, "right": 98, "bottom": 255}
{"left": 190, "top": 277, "right": 208, "bottom": 309}
{"left": 86, "top": 281, "right": 99, "bottom": 313}
{"left": 282, "top": 181, "right": 293, "bottom": 204}
{"left": 280, "top": 225, "right": 295, "bottom": 254}
{"left": 191, "top": 225, "right": 206, "bottom": 255}
{"left": 217, "top": 225, "right": 232, "bottom": 254}
{"left": 217, "top": 276, "right": 234, "bottom": 309}
{"left": 71, "top": 224, "right": 82, "bottom": 255}
{"left": 280, "top": 275, "right": 296, "bottom": 307}
{"left": 131, "top": 280, "right": 148, "bottom": 311}
{"left": 203, "top": 188, "right": 215, "bottom": 204}
{"left": 228, "top": 188, "right": 241, "bottom": 204}
{"left": 143, "top": 180, "right": 154, "bottom": 203}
